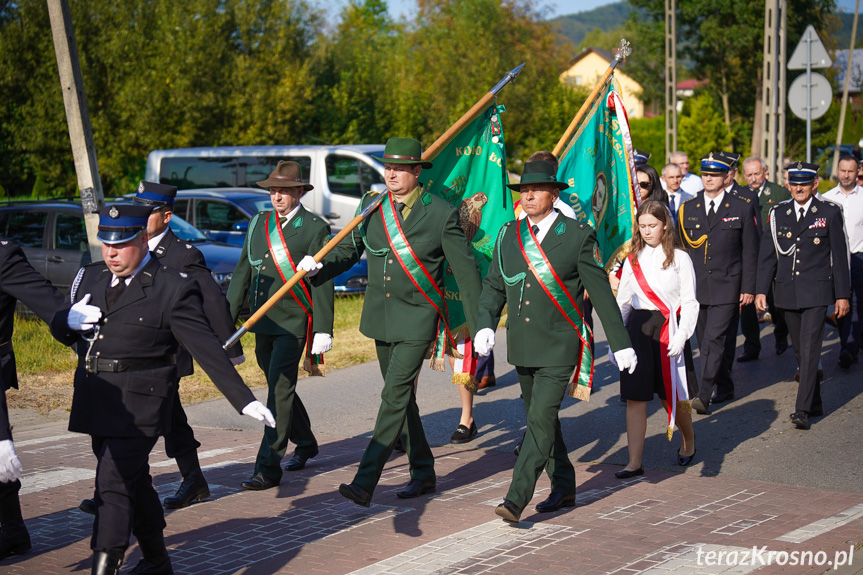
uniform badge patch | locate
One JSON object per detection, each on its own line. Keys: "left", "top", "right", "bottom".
{"left": 179, "top": 272, "right": 188, "bottom": 278}
{"left": 109, "top": 206, "right": 119, "bottom": 218}
{"left": 185, "top": 244, "right": 192, "bottom": 249}
{"left": 554, "top": 221, "right": 566, "bottom": 236}
{"left": 814, "top": 238, "right": 821, "bottom": 245}
{"left": 786, "top": 209, "right": 792, "bottom": 216}
{"left": 811, "top": 205, "right": 818, "bottom": 214}
{"left": 293, "top": 217, "right": 303, "bottom": 228}
{"left": 765, "top": 189, "right": 771, "bottom": 196}
{"left": 137, "top": 182, "right": 144, "bottom": 193}
{"left": 421, "top": 192, "right": 432, "bottom": 206}
{"left": 786, "top": 232, "right": 792, "bottom": 238}
{"left": 593, "top": 244, "right": 604, "bottom": 267}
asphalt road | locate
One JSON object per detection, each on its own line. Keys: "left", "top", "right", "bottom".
{"left": 182, "top": 314, "right": 863, "bottom": 495}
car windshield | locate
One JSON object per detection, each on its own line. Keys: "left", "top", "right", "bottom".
{"left": 237, "top": 196, "right": 274, "bottom": 214}
{"left": 169, "top": 214, "right": 209, "bottom": 242}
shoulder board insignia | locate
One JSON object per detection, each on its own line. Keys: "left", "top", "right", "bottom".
{"left": 185, "top": 244, "right": 192, "bottom": 249}
{"left": 312, "top": 217, "right": 318, "bottom": 222}
{"left": 179, "top": 272, "right": 188, "bottom": 278}
{"left": 593, "top": 244, "right": 603, "bottom": 267}
{"left": 155, "top": 246, "right": 166, "bottom": 256}
{"left": 0, "top": 241, "right": 6, "bottom": 246}
{"left": 293, "top": 217, "right": 303, "bottom": 228}
{"left": 554, "top": 221, "right": 566, "bottom": 236}
{"left": 421, "top": 192, "right": 432, "bottom": 206}
{"left": 578, "top": 222, "right": 586, "bottom": 229}
{"left": 504, "top": 221, "right": 512, "bottom": 227}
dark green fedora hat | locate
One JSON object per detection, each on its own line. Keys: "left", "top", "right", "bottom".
{"left": 507, "top": 160, "right": 569, "bottom": 191}
{"left": 382, "top": 137, "right": 433, "bottom": 169}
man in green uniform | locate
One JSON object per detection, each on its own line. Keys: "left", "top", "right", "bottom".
{"left": 474, "top": 160, "right": 636, "bottom": 524}
{"left": 227, "top": 161, "right": 335, "bottom": 491}
{"left": 298, "top": 137, "right": 482, "bottom": 506}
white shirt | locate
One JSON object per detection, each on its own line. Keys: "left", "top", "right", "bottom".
{"left": 147, "top": 228, "right": 169, "bottom": 251}
{"left": 526, "top": 212, "right": 559, "bottom": 244}
{"left": 704, "top": 190, "right": 725, "bottom": 216}
{"left": 110, "top": 253, "right": 152, "bottom": 288}
{"left": 794, "top": 197, "right": 814, "bottom": 220}
{"left": 823, "top": 185, "right": 863, "bottom": 253}
{"left": 615, "top": 246, "right": 699, "bottom": 340}
{"left": 279, "top": 204, "right": 302, "bottom": 228}
{"left": 666, "top": 189, "right": 693, "bottom": 212}
{"left": 517, "top": 199, "right": 576, "bottom": 221}
{"left": 680, "top": 172, "right": 704, "bottom": 195}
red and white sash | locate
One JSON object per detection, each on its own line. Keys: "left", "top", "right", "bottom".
{"left": 626, "top": 253, "right": 690, "bottom": 439}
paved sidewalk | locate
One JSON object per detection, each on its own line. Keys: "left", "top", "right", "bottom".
{"left": 4, "top": 420, "right": 863, "bottom": 575}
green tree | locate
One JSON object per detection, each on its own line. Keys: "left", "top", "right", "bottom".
{"left": 677, "top": 92, "right": 731, "bottom": 173}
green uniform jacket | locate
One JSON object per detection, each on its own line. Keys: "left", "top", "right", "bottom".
{"left": 315, "top": 188, "right": 482, "bottom": 343}
{"left": 478, "top": 214, "right": 630, "bottom": 368}
{"left": 758, "top": 180, "right": 791, "bottom": 223}
{"left": 227, "top": 205, "right": 334, "bottom": 337}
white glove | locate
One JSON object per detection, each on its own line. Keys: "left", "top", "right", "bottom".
{"left": 607, "top": 346, "right": 617, "bottom": 367}
{"left": 230, "top": 354, "right": 246, "bottom": 366}
{"left": 297, "top": 255, "right": 322, "bottom": 278}
{"left": 67, "top": 294, "right": 102, "bottom": 332}
{"left": 613, "top": 347, "right": 638, "bottom": 374}
{"left": 0, "top": 440, "right": 23, "bottom": 483}
{"left": 474, "top": 328, "right": 496, "bottom": 356}
{"left": 242, "top": 400, "right": 276, "bottom": 428}
{"left": 667, "top": 334, "right": 687, "bottom": 358}
{"left": 311, "top": 333, "right": 333, "bottom": 355}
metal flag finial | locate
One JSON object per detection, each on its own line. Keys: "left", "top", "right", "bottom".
{"left": 614, "top": 38, "right": 632, "bottom": 61}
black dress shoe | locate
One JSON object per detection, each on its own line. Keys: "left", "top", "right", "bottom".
{"left": 495, "top": 499, "right": 521, "bottom": 524}
{"left": 450, "top": 421, "right": 478, "bottom": 444}
{"left": 0, "top": 522, "right": 31, "bottom": 559}
{"left": 710, "top": 391, "right": 735, "bottom": 404}
{"left": 127, "top": 558, "right": 174, "bottom": 575}
{"left": 127, "top": 533, "right": 173, "bottom": 574}
{"left": 285, "top": 451, "right": 317, "bottom": 472}
{"left": 163, "top": 470, "right": 209, "bottom": 509}
{"left": 791, "top": 411, "right": 810, "bottom": 429}
{"left": 339, "top": 482, "right": 372, "bottom": 507}
{"left": 839, "top": 350, "right": 858, "bottom": 369}
{"left": 79, "top": 497, "right": 97, "bottom": 515}
{"left": 737, "top": 350, "right": 759, "bottom": 362}
{"left": 614, "top": 467, "right": 644, "bottom": 479}
{"left": 535, "top": 492, "right": 576, "bottom": 513}
{"left": 396, "top": 478, "right": 436, "bottom": 499}
{"left": 240, "top": 473, "right": 280, "bottom": 491}
{"left": 677, "top": 444, "right": 697, "bottom": 466}
{"left": 775, "top": 339, "right": 789, "bottom": 355}
{"left": 690, "top": 398, "right": 709, "bottom": 414}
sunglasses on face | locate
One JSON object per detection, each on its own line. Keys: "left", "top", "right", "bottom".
{"left": 638, "top": 181, "right": 651, "bottom": 189}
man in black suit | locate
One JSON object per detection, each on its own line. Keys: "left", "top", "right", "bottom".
{"left": 678, "top": 153, "right": 759, "bottom": 414}
{"left": 756, "top": 162, "right": 851, "bottom": 430}
{"left": 0, "top": 239, "right": 64, "bottom": 560}
{"left": 51, "top": 204, "right": 275, "bottom": 575}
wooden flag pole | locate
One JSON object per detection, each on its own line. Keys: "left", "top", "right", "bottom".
{"left": 224, "top": 62, "right": 527, "bottom": 349}
{"left": 552, "top": 39, "right": 632, "bottom": 158}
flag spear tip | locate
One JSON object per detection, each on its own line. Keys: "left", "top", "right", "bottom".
{"left": 491, "top": 62, "right": 526, "bottom": 96}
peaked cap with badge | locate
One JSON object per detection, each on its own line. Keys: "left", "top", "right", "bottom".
{"left": 133, "top": 181, "right": 178, "bottom": 209}
{"left": 700, "top": 152, "right": 733, "bottom": 175}
{"left": 506, "top": 160, "right": 569, "bottom": 192}
{"left": 786, "top": 161, "right": 819, "bottom": 184}
{"left": 257, "top": 160, "right": 314, "bottom": 193}
{"left": 633, "top": 149, "right": 651, "bottom": 166}
{"left": 97, "top": 204, "right": 153, "bottom": 244}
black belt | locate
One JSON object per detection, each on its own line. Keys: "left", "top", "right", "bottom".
{"left": 83, "top": 355, "right": 176, "bottom": 374}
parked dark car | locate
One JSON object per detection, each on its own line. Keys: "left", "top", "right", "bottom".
{"left": 0, "top": 200, "right": 241, "bottom": 294}
{"left": 169, "top": 188, "right": 368, "bottom": 293}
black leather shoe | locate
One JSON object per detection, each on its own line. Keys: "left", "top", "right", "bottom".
{"left": 285, "top": 451, "right": 317, "bottom": 472}
{"left": 690, "top": 398, "right": 709, "bottom": 414}
{"left": 240, "top": 473, "right": 279, "bottom": 491}
{"left": 127, "top": 558, "right": 174, "bottom": 575}
{"left": 737, "top": 350, "right": 759, "bottom": 362}
{"left": 614, "top": 467, "right": 644, "bottom": 479}
{"left": 163, "top": 470, "right": 209, "bottom": 509}
{"left": 535, "top": 492, "right": 576, "bottom": 513}
{"left": 791, "top": 411, "right": 810, "bottom": 430}
{"left": 710, "top": 391, "right": 735, "bottom": 404}
{"left": 677, "top": 444, "right": 697, "bottom": 466}
{"left": 396, "top": 478, "right": 436, "bottom": 499}
{"left": 79, "top": 498, "right": 97, "bottom": 515}
{"left": 0, "top": 522, "right": 31, "bottom": 559}
{"left": 775, "top": 339, "right": 789, "bottom": 355}
{"left": 839, "top": 350, "right": 858, "bottom": 369}
{"left": 91, "top": 549, "right": 125, "bottom": 575}
{"left": 339, "top": 482, "right": 371, "bottom": 507}
{"left": 450, "top": 421, "right": 478, "bottom": 444}
{"left": 495, "top": 499, "right": 521, "bottom": 524}
{"left": 127, "top": 533, "right": 173, "bottom": 574}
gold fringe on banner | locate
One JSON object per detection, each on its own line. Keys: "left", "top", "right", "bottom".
{"left": 677, "top": 400, "right": 692, "bottom": 414}
{"left": 666, "top": 425, "right": 675, "bottom": 441}
{"left": 570, "top": 385, "right": 591, "bottom": 402}
{"left": 452, "top": 372, "right": 478, "bottom": 393}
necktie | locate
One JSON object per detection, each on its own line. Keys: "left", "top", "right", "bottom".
{"left": 106, "top": 279, "right": 127, "bottom": 309}
{"left": 395, "top": 202, "right": 405, "bottom": 225}
{"left": 279, "top": 216, "right": 287, "bottom": 227}
{"left": 707, "top": 200, "right": 716, "bottom": 226}
{"left": 531, "top": 224, "right": 539, "bottom": 239}
{"left": 669, "top": 194, "right": 676, "bottom": 214}
{"left": 799, "top": 207, "right": 805, "bottom": 221}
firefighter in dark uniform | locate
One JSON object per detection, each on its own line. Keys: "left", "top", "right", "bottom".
{"left": 78, "top": 182, "right": 243, "bottom": 515}
{"left": 678, "top": 153, "right": 759, "bottom": 414}
{"left": 0, "top": 239, "right": 64, "bottom": 560}
{"left": 50, "top": 204, "right": 275, "bottom": 575}
{"left": 756, "top": 162, "right": 851, "bottom": 430}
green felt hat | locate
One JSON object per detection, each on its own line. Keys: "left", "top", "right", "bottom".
{"left": 381, "top": 137, "right": 433, "bottom": 169}
{"left": 507, "top": 160, "right": 569, "bottom": 191}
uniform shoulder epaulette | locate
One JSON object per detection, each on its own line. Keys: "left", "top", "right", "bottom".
{"left": 504, "top": 221, "right": 512, "bottom": 227}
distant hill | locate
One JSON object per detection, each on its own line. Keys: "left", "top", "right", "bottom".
{"left": 549, "top": 1, "right": 631, "bottom": 47}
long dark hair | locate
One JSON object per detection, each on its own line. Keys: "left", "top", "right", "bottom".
{"left": 636, "top": 165, "right": 668, "bottom": 205}
{"left": 630, "top": 200, "right": 679, "bottom": 269}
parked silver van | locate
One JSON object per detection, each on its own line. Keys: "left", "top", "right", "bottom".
{"left": 145, "top": 145, "right": 386, "bottom": 226}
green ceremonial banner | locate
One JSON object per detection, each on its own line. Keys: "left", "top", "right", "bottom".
{"left": 556, "top": 77, "right": 638, "bottom": 269}
{"left": 420, "top": 104, "right": 514, "bottom": 342}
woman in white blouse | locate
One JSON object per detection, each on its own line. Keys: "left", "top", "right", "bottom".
{"left": 613, "top": 200, "right": 699, "bottom": 478}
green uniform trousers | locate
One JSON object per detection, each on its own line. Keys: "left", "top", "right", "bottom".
{"left": 352, "top": 340, "right": 436, "bottom": 493}
{"left": 507, "top": 364, "right": 577, "bottom": 511}
{"left": 254, "top": 333, "right": 318, "bottom": 482}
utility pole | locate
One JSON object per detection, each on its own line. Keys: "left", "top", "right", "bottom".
{"left": 761, "top": 0, "right": 787, "bottom": 184}
{"left": 665, "top": 0, "right": 677, "bottom": 163}
{"left": 833, "top": 0, "right": 860, "bottom": 179}
{"left": 47, "top": 0, "right": 104, "bottom": 262}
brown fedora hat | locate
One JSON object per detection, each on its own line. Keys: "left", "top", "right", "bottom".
{"left": 256, "top": 160, "right": 314, "bottom": 192}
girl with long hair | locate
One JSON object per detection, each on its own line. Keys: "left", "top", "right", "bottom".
{"left": 613, "top": 200, "right": 698, "bottom": 477}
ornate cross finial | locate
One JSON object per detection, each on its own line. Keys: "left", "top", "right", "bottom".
{"left": 614, "top": 38, "right": 632, "bottom": 62}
